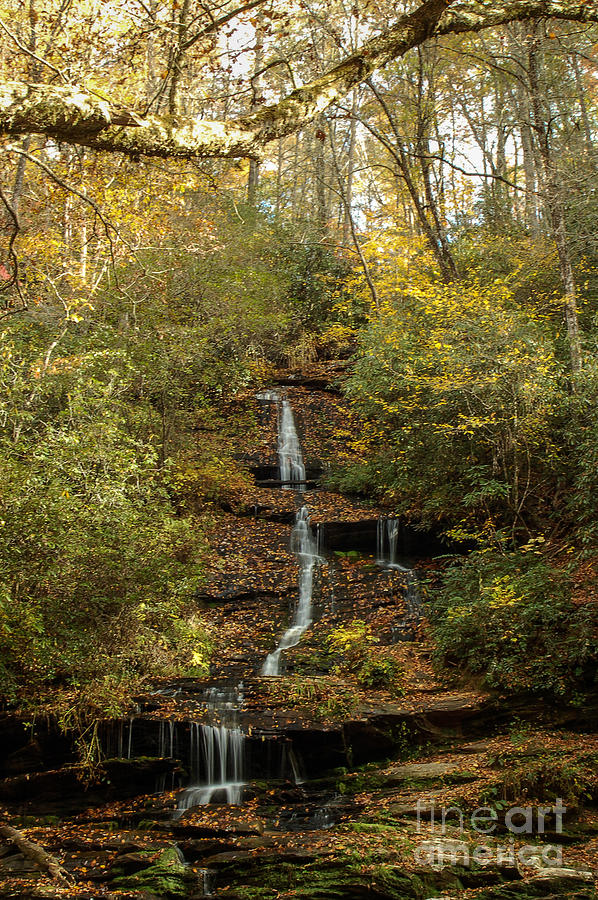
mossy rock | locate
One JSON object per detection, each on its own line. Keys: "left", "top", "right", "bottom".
{"left": 208, "top": 857, "right": 458, "bottom": 899}
{"left": 110, "top": 846, "right": 188, "bottom": 898}
{"left": 472, "top": 875, "right": 597, "bottom": 899}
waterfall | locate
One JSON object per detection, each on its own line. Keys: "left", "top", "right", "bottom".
{"left": 288, "top": 746, "right": 305, "bottom": 785}
{"left": 197, "top": 869, "right": 216, "bottom": 897}
{"left": 262, "top": 506, "right": 319, "bottom": 676}
{"left": 256, "top": 390, "right": 280, "bottom": 402}
{"left": 127, "top": 717, "right": 134, "bottom": 759}
{"left": 404, "top": 570, "right": 423, "bottom": 616}
{"left": 377, "top": 516, "right": 424, "bottom": 639}
{"left": 178, "top": 724, "right": 244, "bottom": 808}
{"left": 177, "top": 684, "right": 245, "bottom": 811}
{"left": 377, "top": 516, "right": 409, "bottom": 570}
{"left": 278, "top": 400, "right": 306, "bottom": 490}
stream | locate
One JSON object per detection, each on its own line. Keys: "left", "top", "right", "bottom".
{"left": 1, "top": 383, "right": 592, "bottom": 900}
{"left": 2, "top": 383, "right": 473, "bottom": 900}
{"left": 162, "top": 390, "right": 423, "bottom": 814}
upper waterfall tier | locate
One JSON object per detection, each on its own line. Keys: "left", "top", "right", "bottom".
{"left": 278, "top": 400, "right": 306, "bottom": 490}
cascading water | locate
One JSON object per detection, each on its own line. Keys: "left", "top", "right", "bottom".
{"left": 377, "top": 516, "right": 423, "bottom": 636}
{"left": 177, "top": 685, "right": 245, "bottom": 811}
{"left": 177, "top": 723, "right": 244, "bottom": 808}
{"left": 278, "top": 400, "right": 306, "bottom": 490}
{"left": 377, "top": 517, "right": 407, "bottom": 570}
{"left": 262, "top": 505, "right": 319, "bottom": 676}
{"left": 101, "top": 716, "right": 137, "bottom": 761}
{"left": 197, "top": 869, "right": 216, "bottom": 897}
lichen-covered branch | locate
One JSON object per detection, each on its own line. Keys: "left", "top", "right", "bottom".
{"left": 0, "top": 0, "right": 597, "bottom": 160}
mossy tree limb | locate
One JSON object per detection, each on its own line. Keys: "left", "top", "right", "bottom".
{"left": 1, "top": 1, "right": 598, "bottom": 160}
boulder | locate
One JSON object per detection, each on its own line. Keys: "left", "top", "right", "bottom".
{"left": 109, "top": 846, "right": 189, "bottom": 898}
{"left": 386, "top": 761, "right": 477, "bottom": 783}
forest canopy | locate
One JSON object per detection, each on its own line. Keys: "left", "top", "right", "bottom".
{"left": 1, "top": 0, "right": 598, "bottom": 717}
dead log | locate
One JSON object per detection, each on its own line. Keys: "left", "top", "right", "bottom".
{"left": 0, "top": 823, "right": 71, "bottom": 884}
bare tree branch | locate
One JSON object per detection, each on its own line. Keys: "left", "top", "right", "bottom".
{"left": 0, "top": 16, "right": 68, "bottom": 83}
{"left": 0, "top": 824, "right": 71, "bottom": 884}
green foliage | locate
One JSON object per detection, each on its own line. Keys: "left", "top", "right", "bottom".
{"left": 273, "top": 231, "right": 355, "bottom": 329}
{"left": 430, "top": 548, "right": 597, "bottom": 695}
{"left": 561, "top": 359, "right": 598, "bottom": 547}
{"left": 326, "top": 620, "right": 403, "bottom": 692}
{"left": 0, "top": 206, "right": 306, "bottom": 716}
{"left": 169, "top": 451, "right": 254, "bottom": 512}
{"left": 0, "top": 385, "right": 212, "bottom": 709}
{"left": 341, "top": 273, "right": 563, "bottom": 533}
{"left": 483, "top": 750, "right": 598, "bottom": 807}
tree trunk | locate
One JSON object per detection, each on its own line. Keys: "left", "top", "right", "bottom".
{"left": 329, "top": 122, "right": 379, "bottom": 309}
{"left": 342, "top": 88, "right": 359, "bottom": 246}
{"left": 167, "top": 0, "right": 191, "bottom": 116}
{"left": 570, "top": 52, "right": 594, "bottom": 156}
{"left": 367, "top": 79, "right": 458, "bottom": 281}
{"left": 515, "top": 67, "right": 541, "bottom": 234}
{"left": 247, "top": 13, "right": 265, "bottom": 203}
{"left": 314, "top": 116, "right": 328, "bottom": 234}
{"left": 527, "top": 20, "right": 582, "bottom": 375}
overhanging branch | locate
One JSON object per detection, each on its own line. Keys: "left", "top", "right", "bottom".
{"left": 0, "top": 0, "right": 597, "bottom": 160}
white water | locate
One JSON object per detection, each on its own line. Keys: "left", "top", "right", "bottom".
{"left": 262, "top": 506, "right": 319, "bottom": 676}
{"left": 377, "top": 516, "right": 410, "bottom": 570}
{"left": 177, "top": 685, "right": 245, "bottom": 810}
{"left": 256, "top": 390, "right": 280, "bottom": 402}
{"left": 178, "top": 723, "right": 244, "bottom": 808}
{"left": 278, "top": 400, "right": 306, "bottom": 489}
{"left": 197, "top": 868, "right": 216, "bottom": 897}
{"left": 377, "top": 517, "right": 423, "bottom": 633}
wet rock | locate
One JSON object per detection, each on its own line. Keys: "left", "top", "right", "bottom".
{"left": 109, "top": 849, "right": 167, "bottom": 876}
{"left": 0, "top": 767, "right": 82, "bottom": 805}
{"left": 387, "top": 800, "right": 459, "bottom": 820}
{"left": 3, "top": 741, "right": 45, "bottom": 777}
{"left": 172, "top": 819, "right": 263, "bottom": 839}
{"left": 0, "top": 852, "right": 38, "bottom": 875}
{"left": 195, "top": 586, "right": 283, "bottom": 606}
{"left": 235, "top": 835, "right": 276, "bottom": 850}
{"left": 0, "top": 758, "right": 180, "bottom": 811}
{"left": 66, "top": 837, "right": 148, "bottom": 853}
{"left": 472, "top": 873, "right": 597, "bottom": 898}
{"left": 273, "top": 374, "right": 342, "bottom": 393}
{"left": 415, "top": 838, "right": 471, "bottom": 868}
{"left": 103, "top": 757, "right": 182, "bottom": 794}
{"left": 176, "top": 838, "right": 238, "bottom": 860}
{"left": 0, "top": 715, "right": 74, "bottom": 779}
{"left": 534, "top": 868, "right": 594, "bottom": 881}
{"left": 455, "top": 739, "right": 494, "bottom": 753}
{"left": 62, "top": 849, "right": 115, "bottom": 880}
{"left": 206, "top": 848, "right": 321, "bottom": 867}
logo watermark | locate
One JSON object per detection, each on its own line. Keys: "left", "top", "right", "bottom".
{"left": 414, "top": 799, "right": 566, "bottom": 869}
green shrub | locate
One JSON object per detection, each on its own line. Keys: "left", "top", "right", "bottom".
{"left": 482, "top": 750, "right": 598, "bottom": 806}
{"left": 430, "top": 548, "right": 597, "bottom": 696}
{"left": 326, "top": 621, "right": 404, "bottom": 692}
